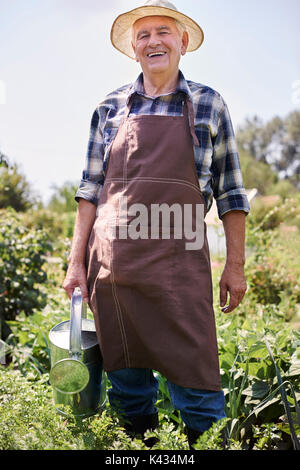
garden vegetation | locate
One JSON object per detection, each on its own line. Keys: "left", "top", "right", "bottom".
{"left": 0, "top": 114, "right": 300, "bottom": 450}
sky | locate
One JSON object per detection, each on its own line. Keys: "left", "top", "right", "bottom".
{"left": 0, "top": 0, "right": 300, "bottom": 204}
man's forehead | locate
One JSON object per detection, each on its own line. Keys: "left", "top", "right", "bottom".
{"left": 133, "top": 15, "right": 176, "bottom": 32}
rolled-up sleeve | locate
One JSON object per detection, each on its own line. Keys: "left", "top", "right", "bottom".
{"left": 75, "top": 108, "right": 105, "bottom": 205}
{"left": 211, "top": 99, "right": 250, "bottom": 219}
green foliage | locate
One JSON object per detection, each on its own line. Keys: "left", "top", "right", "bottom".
{"left": 3, "top": 279, "right": 299, "bottom": 450}
{"left": 0, "top": 173, "right": 299, "bottom": 450}
{"left": 0, "top": 368, "right": 147, "bottom": 450}
{"left": 247, "top": 194, "right": 300, "bottom": 231}
{"left": 244, "top": 199, "right": 300, "bottom": 306}
{"left": 145, "top": 421, "right": 188, "bottom": 450}
{"left": 47, "top": 181, "right": 78, "bottom": 214}
{"left": 16, "top": 208, "right": 76, "bottom": 241}
{"left": 18, "top": 209, "right": 66, "bottom": 239}
{"left": 0, "top": 210, "right": 53, "bottom": 332}
{"left": 5, "top": 293, "right": 70, "bottom": 376}
{"left": 252, "top": 423, "right": 282, "bottom": 450}
{"left": 0, "top": 163, "right": 36, "bottom": 212}
{"left": 236, "top": 111, "right": 300, "bottom": 188}
{"left": 0, "top": 151, "right": 9, "bottom": 168}
{"left": 238, "top": 148, "right": 278, "bottom": 196}
{"left": 215, "top": 306, "right": 300, "bottom": 448}
{"left": 193, "top": 419, "right": 230, "bottom": 450}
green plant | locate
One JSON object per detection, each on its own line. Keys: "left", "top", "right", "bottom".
{"left": 244, "top": 203, "right": 300, "bottom": 308}
{"left": 193, "top": 419, "right": 230, "bottom": 450}
{"left": 0, "top": 210, "right": 53, "bottom": 338}
{"left": 145, "top": 421, "right": 188, "bottom": 450}
{"left": 215, "top": 303, "right": 300, "bottom": 449}
{"left": 0, "top": 367, "right": 191, "bottom": 450}
{"left": 252, "top": 423, "right": 282, "bottom": 450}
{"left": 5, "top": 297, "right": 69, "bottom": 376}
{"left": 0, "top": 367, "right": 147, "bottom": 450}
{"left": 47, "top": 181, "right": 78, "bottom": 214}
{"left": 0, "top": 163, "right": 36, "bottom": 211}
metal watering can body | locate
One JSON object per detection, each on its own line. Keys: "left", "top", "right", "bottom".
{"left": 49, "top": 289, "right": 106, "bottom": 417}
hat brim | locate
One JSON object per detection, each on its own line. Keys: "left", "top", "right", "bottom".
{"left": 111, "top": 5, "right": 204, "bottom": 60}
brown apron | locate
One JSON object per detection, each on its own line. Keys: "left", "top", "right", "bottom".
{"left": 86, "top": 96, "right": 221, "bottom": 391}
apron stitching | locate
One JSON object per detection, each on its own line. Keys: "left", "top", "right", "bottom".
{"left": 123, "top": 121, "right": 129, "bottom": 190}
{"left": 105, "top": 177, "right": 204, "bottom": 198}
{"left": 110, "top": 240, "right": 131, "bottom": 368}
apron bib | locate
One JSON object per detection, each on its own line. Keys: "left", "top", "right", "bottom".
{"left": 86, "top": 98, "right": 221, "bottom": 391}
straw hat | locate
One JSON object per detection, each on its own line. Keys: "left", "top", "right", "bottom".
{"left": 111, "top": 0, "right": 204, "bottom": 60}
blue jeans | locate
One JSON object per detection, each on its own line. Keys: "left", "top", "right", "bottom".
{"left": 107, "top": 368, "right": 226, "bottom": 433}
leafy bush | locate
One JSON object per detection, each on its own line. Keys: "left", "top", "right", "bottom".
{"left": 5, "top": 288, "right": 299, "bottom": 450}
{"left": 243, "top": 196, "right": 300, "bottom": 308}
{"left": 238, "top": 148, "right": 278, "bottom": 196}
{"left": 215, "top": 304, "right": 300, "bottom": 449}
{"left": 0, "top": 365, "right": 188, "bottom": 450}
{"left": 0, "top": 210, "right": 53, "bottom": 338}
{"left": 5, "top": 293, "right": 70, "bottom": 376}
{"left": 0, "top": 163, "right": 36, "bottom": 212}
{"left": 0, "top": 367, "right": 148, "bottom": 450}
{"left": 18, "top": 209, "right": 66, "bottom": 239}
{"left": 1, "top": 194, "right": 299, "bottom": 450}
{"left": 47, "top": 181, "right": 78, "bottom": 214}
{"left": 247, "top": 195, "right": 300, "bottom": 231}
{"left": 17, "top": 209, "right": 77, "bottom": 241}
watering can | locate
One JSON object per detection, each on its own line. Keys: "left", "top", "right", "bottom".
{"left": 49, "top": 288, "right": 106, "bottom": 417}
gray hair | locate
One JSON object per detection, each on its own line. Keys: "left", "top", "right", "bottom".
{"left": 174, "top": 19, "right": 187, "bottom": 37}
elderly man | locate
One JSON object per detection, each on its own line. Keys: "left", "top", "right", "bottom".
{"left": 63, "top": 0, "right": 250, "bottom": 449}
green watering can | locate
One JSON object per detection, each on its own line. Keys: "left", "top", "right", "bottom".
{"left": 49, "top": 288, "right": 106, "bottom": 417}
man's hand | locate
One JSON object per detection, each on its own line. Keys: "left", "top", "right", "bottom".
{"left": 62, "top": 198, "right": 97, "bottom": 304}
{"left": 220, "top": 210, "right": 247, "bottom": 313}
{"left": 219, "top": 262, "right": 247, "bottom": 313}
{"left": 63, "top": 262, "right": 89, "bottom": 303}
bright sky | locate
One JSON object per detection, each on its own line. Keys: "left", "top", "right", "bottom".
{"left": 1, "top": 0, "right": 299, "bottom": 204}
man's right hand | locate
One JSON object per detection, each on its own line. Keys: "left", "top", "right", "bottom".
{"left": 62, "top": 199, "right": 97, "bottom": 304}
{"left": 63, "top": 262, "right": 89, "bottom": 303}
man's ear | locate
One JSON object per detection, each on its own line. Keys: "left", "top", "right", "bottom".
{"left": 131, "top": 42, "right": 139, "bottom": 62}
{"left": 181, "top": 31, "right": 189, "bottom": 56}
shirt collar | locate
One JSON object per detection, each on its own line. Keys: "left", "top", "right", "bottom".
{"left": 127, "top": 70, "right": 193, "bottom": 103}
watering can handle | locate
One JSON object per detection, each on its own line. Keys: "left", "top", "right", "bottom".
{"left": 69, "top": 288, "right": 82, "bottom": 357}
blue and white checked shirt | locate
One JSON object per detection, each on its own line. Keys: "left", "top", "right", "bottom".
{"left": 75, "top": 71, "right": 250, "bottom": 219}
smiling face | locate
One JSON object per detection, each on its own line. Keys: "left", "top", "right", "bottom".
{"left": 131, "top": 16, "right": 189, "bottom": 79}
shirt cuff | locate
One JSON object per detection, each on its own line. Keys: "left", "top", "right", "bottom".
{"left": 75, "top": 180, "right": 103, "bottom": 206}
{"left": 216, "top": 189, "right": 250, "bottom": 220}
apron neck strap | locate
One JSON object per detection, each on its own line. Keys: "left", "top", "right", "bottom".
{"left": 123, "top": 94, "right": 199, "bottom": 147}
{"left": 123, "top": 96, "right": 133, "bottom": 120}
{"left": 186, "top": 99, "right": 200, "bottom": 147}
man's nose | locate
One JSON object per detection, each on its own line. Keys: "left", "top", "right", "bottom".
{"left": 148, "top": 33, "right": 162, "bottom": 48}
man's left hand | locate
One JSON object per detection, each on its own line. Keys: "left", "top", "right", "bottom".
{"left": 219, "top": 263, "right": 247, "bottom": 313}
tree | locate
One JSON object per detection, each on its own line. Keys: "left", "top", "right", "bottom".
{"left": 236, "top": 111, "right": 300, "bottom": 188}
{"left": 47, "top": 181, "right": 78, "bottom": 214}
{"left": 238, "top": 148, "right": 278, "bottom": 195}
{"left": 0, "top": 153, "right": 34, "bottom": 212}
{"left": 0, "top": 151, "right": 9, "bottom": 168}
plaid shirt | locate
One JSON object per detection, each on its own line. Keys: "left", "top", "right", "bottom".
{"left": 75, "top": 71, "right": 250, "bottom": 219}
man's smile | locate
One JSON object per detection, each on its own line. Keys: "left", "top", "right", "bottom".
{"left": 147, "top": 51, "right": 167, "bottom": 58}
